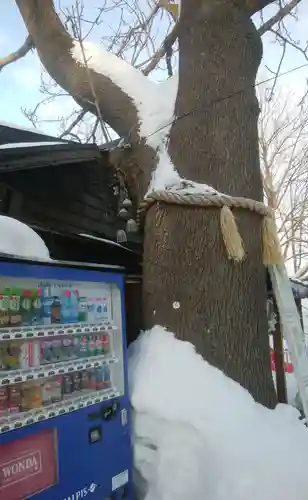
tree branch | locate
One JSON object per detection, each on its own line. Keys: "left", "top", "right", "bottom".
{"left": 0, "top": 35, "right": 34, "bottom": 72}
{"left": 143, "top": 22, "right": 179, "bottom": 76}
{"left": 59, "top": 109, "right": 87, "bottom": 138}
{"left": 270, "top": 28, "right": 308, "bottom": 61}
{"left": 235, "top": 0, "right": 275, "bottom": 15}
{"left": 258, "top": 0, "right": 303, "bottom": 36}
{"left": 15, "top": 0, "right": 141, "bottom": 139}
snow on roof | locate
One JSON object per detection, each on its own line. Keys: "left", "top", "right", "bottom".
{"left": 129, "top": 326, "right": 308, "bottom": 500}
{"left": 78, "top": 233, "right": 135, "bottom": 253}
{"left": 0, "top": 216, "right": 50, "bottom": 261}
{"left": 0, "top": 119, "right": 54, "bottom": 137}
{"left": 0, "top": 141, "right": 67, "bottom": 150}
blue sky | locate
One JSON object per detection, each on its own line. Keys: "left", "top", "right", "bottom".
{"left": 0, "top": 0, "right": 307, "bottom": 138}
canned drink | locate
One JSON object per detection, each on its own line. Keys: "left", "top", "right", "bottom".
{"left": 87, "top": 336, "right": 96, "bottom": 357}
{"left": 19, "top": 341, "right": 41, "bottom": 369}
{"left": 62, "top": 337, "right": 73, "bottom": 359}
{"left": 52, "top": 339, "right": 63, "bottom": 362}
{"left": 0, "top": 342, "right": 8, "bottom": 370}
{"left": 95, "top": 334, "right": 104, "bottom": 355}
{"left": 95, "top": 368, "right": 104, "bottom": 391}
{"left": 88, "top": 369, "right": 97, "bottom": 391}
{"left": 41, "top": 340, "right": 54, "bottom": 364}
{"left": 5, "top": 341, "right": 20, "bottom": 370}
{"left": 19, "top": 342, "right": 30, "bottom": 370}
{"left": 102, "top": 334, "right": 110, "bottom": 354}
{"left": 8, "top": 384, "right": 21, "bottom": 414}
{"left": 21, "top": 382, "right": 42, "bottom": 411}
{"left": 102, "top": 365, "right": 111, "bottom": 389}
{"left": 41, "top": 380, "right": 53, "bottom": 406}
{"left": 80, "top": 371, "right": 90, "bottom": 390}
{"left": 62, "top": 374, "right": 73, "bottom": 395}
{"left": 50, "top": 377, "right": 62, "bottom": 403}
{"left": 79, "top": 336, "right": 88, "bottom": 357}
{"left": 72, "top": 372, "right": 81, "bottom": 392}
{"left": 0, "top": 387, "right": 8, "bottom": 418}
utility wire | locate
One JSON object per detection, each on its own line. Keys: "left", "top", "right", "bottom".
{"left": 146, "top": 62, "right": 308, "bottom": 141}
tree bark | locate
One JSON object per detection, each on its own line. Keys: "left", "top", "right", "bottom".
{"left": 143, "top": 0, "right": 277, "bottom": 408}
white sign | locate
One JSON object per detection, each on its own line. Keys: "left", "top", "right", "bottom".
{"left": 269, "top": 264, "right": 308, "bottom": 418}
{"left": 112, "top": 470, "right": 128, "bottom": 491}
{"left": 62, "top": 482, "right": 98, "bottom": 500}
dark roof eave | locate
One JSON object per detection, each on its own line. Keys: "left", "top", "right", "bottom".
{"left": 0, "top": 142, "right": 106, "bottom": 173}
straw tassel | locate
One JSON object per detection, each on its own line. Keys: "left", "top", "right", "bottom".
{"left": 262, "top": 213, "right": 283, "bottom": 265}
{"left": 220, "top": 205, "right": 245, "bottom": 262}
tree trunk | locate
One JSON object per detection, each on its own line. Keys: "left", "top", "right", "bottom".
{"left": 143, "top": 0, "right": 277, "bottom": 408}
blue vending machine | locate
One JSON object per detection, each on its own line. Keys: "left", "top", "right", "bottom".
{"left": 0, "top": 256, "right": 132, "bottom": 500}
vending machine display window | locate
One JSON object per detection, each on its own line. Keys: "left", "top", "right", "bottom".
{"left": 0, "top": 276, "right": 125, "bottom": 433}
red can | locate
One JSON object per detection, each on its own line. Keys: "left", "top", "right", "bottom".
{"left": 0, "top": 387, "right": 8, "bottom": 418}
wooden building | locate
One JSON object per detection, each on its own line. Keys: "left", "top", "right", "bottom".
{"left": 0, "top": 122, "right": 142, "bottom": 344}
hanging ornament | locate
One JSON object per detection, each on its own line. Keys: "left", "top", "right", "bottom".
{"left": 126, "top": 218, "right": 138, "bottom": 233}
{"left": 116, "top": 229, "right": 127, "bottom": 243}
{"left": 119, "top": 208, "right": 129, "bottom": 220}
{"left": 122, "top": 198, "right": 133, "bottom": 209}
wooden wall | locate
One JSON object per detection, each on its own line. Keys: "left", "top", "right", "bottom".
{"left": 0, "top": 159, "right": 123, "bottom": 240}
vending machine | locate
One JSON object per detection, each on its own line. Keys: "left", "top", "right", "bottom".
{"left": 0, "top": 256, "right": 132, "bottom": 500}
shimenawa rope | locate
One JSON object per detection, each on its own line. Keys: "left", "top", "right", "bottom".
{"left": 139, "top": 190, "right": 283, "bottom": 265}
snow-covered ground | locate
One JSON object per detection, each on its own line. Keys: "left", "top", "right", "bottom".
{"left": 129, "top": 327, "right": 308, "bottom": 500}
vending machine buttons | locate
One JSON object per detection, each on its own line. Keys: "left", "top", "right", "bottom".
{"left": 88, "top": 425, "right": 102, "bottom": 444}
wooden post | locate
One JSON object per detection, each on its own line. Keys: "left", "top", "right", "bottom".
{"left": 273, "top": 298, "right": 287, "bottom": 403}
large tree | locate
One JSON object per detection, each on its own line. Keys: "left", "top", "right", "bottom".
{"left": 2, "top": 0, "right": 306, "bottom": 407}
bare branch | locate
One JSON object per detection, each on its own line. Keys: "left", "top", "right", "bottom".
{"left": 259, "top": 83, "right": 308, "bottom": 271}
{"left": 15, "top": 0, "right": 140, "bottom": 139}
{"left": 270, "top": 28, "right": 308, "bottom": 61}
{"left": 258, "top": 0, "right": 303, "bottom": 36}
{"left": 0, "top": 35, "right": 34, "bottom": 72}
{"left": 59, "top": 109, "right": 87, "bottom": 138}
{"left": 143, "top": 22, "right": 179, "bottom": 76}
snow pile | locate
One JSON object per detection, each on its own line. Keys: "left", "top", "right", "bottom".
{"left": 0, "top": 216, "right": 50, "bottom": 260}
{"left": 129, "top": 327, "right": 308, "bottom": 500}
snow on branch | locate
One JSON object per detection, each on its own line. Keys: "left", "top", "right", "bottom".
{"left": 0, "top": 35, "right": 34, "bottom": 72}
{"left": 72, "top": 40, "right": 179, "bottom": 149}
